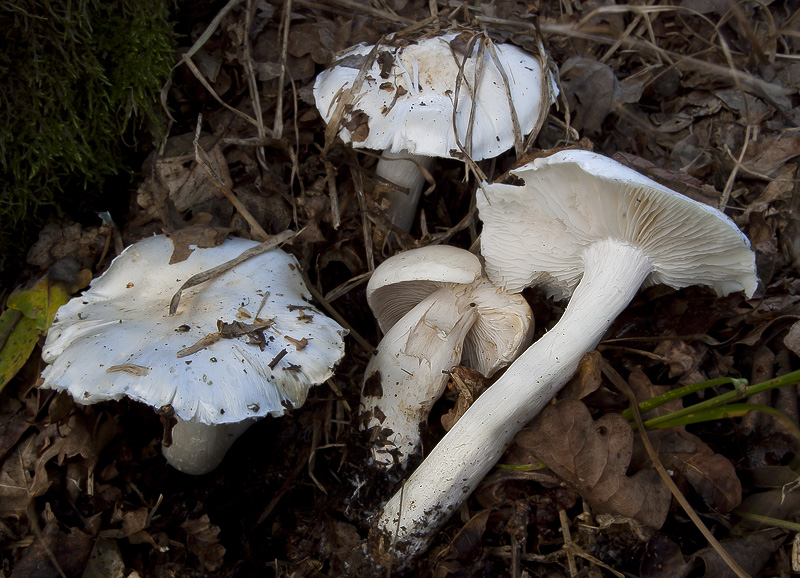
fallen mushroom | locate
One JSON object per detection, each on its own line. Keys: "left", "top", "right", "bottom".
{"left": 314, "top": 32, "right": 554, "bottom": 233}
{"left": 40, "top": 234, "right": 347, "bottom": 475}
{"left": 369, "top": 150, "right": 758, "bottom": 569}
{"left": 360, "top": 245, "right": 533, "bottom": 467}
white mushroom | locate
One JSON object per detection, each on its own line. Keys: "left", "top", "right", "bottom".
{"left": 314, "top": 32, "right": 554, "bottom": 233}
{"left": 40, "top": 235, "right": 347, "bottom": 475}
{"left": 360, "top": 245, "right": 532, "bottom": 467}
{"left": 369, "top": 150, "right": 758, "bottom": 569}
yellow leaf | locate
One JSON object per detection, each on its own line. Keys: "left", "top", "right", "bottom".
{"left": 0, "top": 269, "right": 91, "bottom": 392}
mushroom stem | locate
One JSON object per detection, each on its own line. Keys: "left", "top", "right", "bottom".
{"left": 361, "top": 286, "right": 479, "bottom": 466}
{"left": 375, "top": 150, "right": 433, "bottom": 233}
{"left": 162, "top": 417, "right": 254, "bottom": 475}
{"left": 370, "top": 239, "right": 653, "bottom": 568}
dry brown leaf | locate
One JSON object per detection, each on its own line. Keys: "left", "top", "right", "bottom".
{"left": 110, "top": 504, "right": 149, "bottom": 538}
{"left": 784, "top": 319, "right": 800, "bottom": 357}
{"left": 0, "top": 436, "right": 37, "bottom": 517}
{"left": 559, "top": 56, "right": 622, "bottom": 136}
{"left": 137, "top": 132, "right": 233, "bottom": 214}
{"left": 9, "top": 505, "right": 99, "bottom": 578}
{"left": 287, "top": 21, "right": 338, "bottom": 64}
{"left": 167, "top": 222, "right": 230, "bottom": 263}
{"left": 652, "top": 339, "right": 707, "bottom": 383}
{"left": 655, "top": 430, "right": 742, "bottom": 514}
{"left": 693, "top": 528, "right": 786, "bottom": 578}
{"left": 432, "top": 509, "right": 491, "bottom": 578}
{"left": 522, "top": 399, "right": 671, "bottom": 528}
{"left": 742, "top": 135, "right": 800, "bottom": 178}
{"left": 640, "top": 533, "right": 693, "bottom": 578}
{"left": 561, "top": 350, "right": 604, "bottom": 400}
{"left": 181, "top": 514, "right": 226, "bottom": 571}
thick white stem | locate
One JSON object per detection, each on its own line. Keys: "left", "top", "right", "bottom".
{"left": 375, "top": 150, "right": 434, "bottom": 233}
{"left": 371, "top": 240, "right": 654, "bottom": 568}
{"left": 361, "top": 287, "right": 479, "bottom": 467}
{"left": 162, "top": 417, "right": 254, "bottom": 475}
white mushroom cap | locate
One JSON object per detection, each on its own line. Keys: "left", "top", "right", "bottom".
{"left": 478, "top": 149, "right": 758, "bottom": 300}
{"left": 314, "top": 33, "right": 551, "bottom": 160}
{"left": 41, "top": 235, "right": 347, "bottom": 425}
{"left": 365, "top": 245, "right": 532, "bottom": 376}
{"left": 367, "top": 244, "right": 482, "bottom": 332}
{"left": 360, "top": 245, "right": 532, "bottom": 467}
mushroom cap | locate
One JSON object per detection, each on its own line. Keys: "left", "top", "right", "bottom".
{"left": 314, "top": 33, "right": 550, "bottom": 160}
{"left": 478, "top": 149, "right": 758, "bottom": 300}
{"left": 40, "top": 235, "right": 347, "bottom": 425}
{"left": 367, "top": 244, "right": 483, "bottom": 333}
{"left": 366, "top": 245, "right": 533, "bottom": 377}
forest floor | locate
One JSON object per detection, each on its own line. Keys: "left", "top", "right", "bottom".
{"left": 2, "top": 0, "right": 800, "bottom": 577}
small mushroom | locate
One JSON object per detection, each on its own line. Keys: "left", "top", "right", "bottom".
{"left": 314, "top": 32, "right": 554, "bottom": 233}
{"left": 40, "top": 235, "right": 347, "bottom": 475}
{"left": 361, "top": 245, "right": 533, "bottom": 467}
{"left": 370, "top": 150, "right": 758, "bottom": 569}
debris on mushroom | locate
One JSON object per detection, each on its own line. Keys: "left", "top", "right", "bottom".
{"left": 40, "top": 234, "right": 347, "bottom": 475}
{"left": 314, "top": 32, "right": 556, "bottom": 233}
{"left": 360, "top": 245, "right": 532, "bottom": 467}
{"left": 369, "top": 149, "right": 758, "bottom": 570}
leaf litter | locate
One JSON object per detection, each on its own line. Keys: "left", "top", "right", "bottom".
{"left": 1, "top": 0, "right": 800, "bottom": 576}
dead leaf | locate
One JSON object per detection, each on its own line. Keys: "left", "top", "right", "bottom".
{"left": 287, "top": 21, "right": 338, "bottom": 64}
{"left": 560, "top": 56, "right": 622, "bottom": 135}
{"left": 655, "top": 430, "right": 742, "bottom": 514}
{"left": 441, "top": 366, "right": 487, "bottom": 431}
{"left": 640, "top": 533, "right": 693, "bottom": 578}
{"left": 561, "top": 350, "right": 604, "bottom": 400}
{"left": 137, "top": 132, "right": 233, "bottom": 214}
{"left": 784, "top": 319, "right": 800, "bottom": 358}
{"left": 110, "top": 504, "right": 149, "bottom": 538}
{"left": 9, "top": 505, "right": 99, "bottom": 578}
{"left": 742, "top": 135, "right": 800, "bottom": 178}
{"left": 166, "top": 223, "right": 230, "bottom": 263}
{"left": 433, "top": 509, "right": 490, "bottom": 577}
{"left": 26, "top": 222, "right": 107, "bottom": 271}
{"left": 522, "top": 399, "right": 671, "bottom": 528}
{"left": 0, "top": 436, "right": 37, "bottom": 517}
{"left": 693, "top": 528, "right": 786, "bottom": 578}
{"left": 82, "top": 538, "right": 126, "bottom": 578}
{"left": 181, "top": 514, "right": 226, "bottom": 571}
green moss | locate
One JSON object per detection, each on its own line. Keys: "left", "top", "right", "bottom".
{"left": 0, "top": 0, "right": 176, "bottom": 281}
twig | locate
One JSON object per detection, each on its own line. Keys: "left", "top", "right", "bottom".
{"left": 193, "top": 118, "right": 270, "bottom": 240}
{"left": 181, "top": 54, "right": 261, "bottom": 129}
{"left": 273, "top": 0, "right": 293, "bottom": 139}
{"left": 720, "top": 125, "right": 753, "bottom": 210}
{"left": 602, "top": 361, "right": 751, "bottom": 578}
{"left": 351, "top": 167, "right": 375, "bottom": 273}
{"left": 160, "top": 0, "right": 246, "bottom": 122}
{"left": 243, "top": 0, "right": 270, "bottom": 171}
{"left": 299, "top": 271, "right": 375, "bottom": 353}
{"left": 169, "top": 229, "right": 298, "bottom": 315}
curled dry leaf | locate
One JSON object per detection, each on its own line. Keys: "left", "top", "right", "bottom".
{"left": 692, "top": 528, "right": 786, "bottom": 578}
{"left": 137, "top": 133, "right": 234, "bottom": 215}
{"left": 521, "top": 399, "right": 671, "bottom": 528}
{"left": 181, "top": 514, "right": 226, "bottom": 571}
{"left": 640, "top": 533, "right": 693, "bottom": 578}
{"left": 432, "top": 509, "right": 491, "bottom": 578}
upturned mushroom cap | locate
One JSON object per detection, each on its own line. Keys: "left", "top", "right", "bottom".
{"left": 478, "top": 149, "right": 758, "bottom": 299}
{"left": 40, "top": 235, "right": 347, "bottom": 425}
{"left": 314, "top": 32, "right": 552, "bottom": 160}
{"left": 367, "top": 244, "right": 482, "bottom": 332}
{"left": 366, "top": 245, "right": 532, "bottom": 377}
